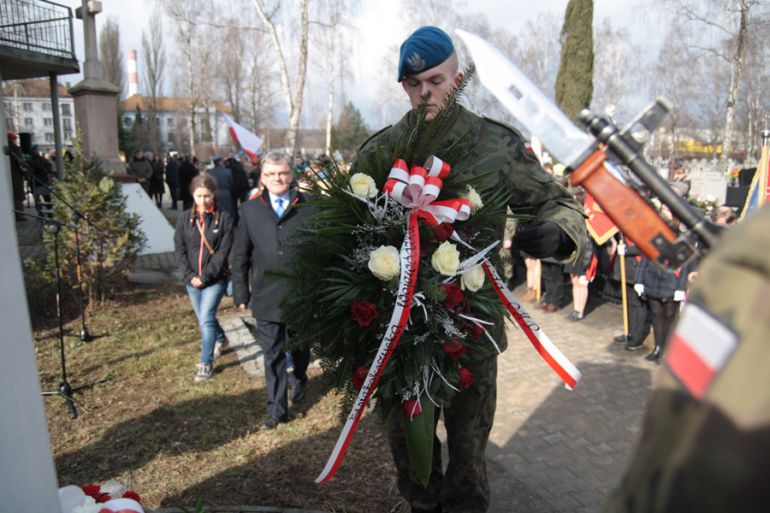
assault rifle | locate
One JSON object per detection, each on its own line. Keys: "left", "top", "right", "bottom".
{"left": 456, "top": 29, "right": 723, "bottom": 269}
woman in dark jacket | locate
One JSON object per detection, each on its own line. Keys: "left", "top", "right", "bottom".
{"left": 149, "top": 153, "right": 165, "bottom": 207}
{"left": 174, "top": 174, "right": 234, "bottom": 382}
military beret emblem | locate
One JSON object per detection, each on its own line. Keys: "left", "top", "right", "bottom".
{"left": 407, "top": 52, "right": 426, "bottom": 72}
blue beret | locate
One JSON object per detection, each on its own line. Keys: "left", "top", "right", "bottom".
{"left": 398, "top": 26, "right": 454, "bottom": 82}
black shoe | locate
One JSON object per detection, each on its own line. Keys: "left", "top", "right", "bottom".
{"left": 259, "top": 414, "right": 291, "bottom": 430}
{"left": 565, "top": 311, "right": 584, "bottom": 321}
{"left": 644, "top": 346, "right": 661, "bottom": 362}
{"left": 613, "top": 334, "right": 629, "bottom": 344}
{"left": 624, "top": 338, "right": 645, "bottom": 351}
{"left": 291, "top": 381, "right": 306, "bottom": 404}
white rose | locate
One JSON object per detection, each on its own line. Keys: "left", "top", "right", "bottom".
{"left": 350, "top": 173, "right": 378, "bottom": 198}
{"left": 460, "top": 264, "right": 485, "bottom": 292}
{"left": 431, "top": 241, "right": 460, "bottom": 276}
{"left": 464, "top": 185, "right": 483, "bottom": 212}
{"left": 368, "top": 245, "right": 400, "bottom": 280}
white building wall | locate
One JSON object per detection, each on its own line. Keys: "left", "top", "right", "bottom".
{"left": 3, "top": 95, "right": 76, "bottom": 149}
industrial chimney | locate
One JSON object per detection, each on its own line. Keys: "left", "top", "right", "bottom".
{"left": 127, "top": 49, "right": 138, "bottom": 97}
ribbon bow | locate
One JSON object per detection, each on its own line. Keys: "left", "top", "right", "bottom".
{"left": 384, "top": 156, "right": 472, "bottom": 226}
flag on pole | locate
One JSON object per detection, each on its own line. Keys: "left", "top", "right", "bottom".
{"left": 740, "top": 142, "right": 769, "bottom": 220}
{"left": 584, "top": 193, "right": 619, "bottom": 244}
{"left": 223, "top": 113, "right": 263, "bottom": 164}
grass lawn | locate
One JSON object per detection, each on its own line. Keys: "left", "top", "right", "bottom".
{"left": 33, "top": 282, "right": 406, "bottom": 512}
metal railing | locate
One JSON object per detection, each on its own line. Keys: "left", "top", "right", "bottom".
{"left": 0, "top": 0, "right": 76, "bottom": 60}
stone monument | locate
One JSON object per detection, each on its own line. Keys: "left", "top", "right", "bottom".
{"left": 68, "top": 0, "right": 125, "bottom": 174}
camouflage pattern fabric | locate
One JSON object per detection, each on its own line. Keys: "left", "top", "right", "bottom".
{"left": 604, "top": 205, "right": 770, "bottom": 513}
{"left": 358, "top": 107, "right": 586, "bottom": 512}
{"left": 388, "top": 357, "right": 497, "bottom": 513}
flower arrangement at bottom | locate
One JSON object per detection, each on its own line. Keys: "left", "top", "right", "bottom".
{"left": 278, "top": 98, "right": 517, "bottom": 486}
{"left": 58, "top": 480, "right": 143, "bottom": 513}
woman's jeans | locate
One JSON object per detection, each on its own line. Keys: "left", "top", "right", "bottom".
{"left": 186, "top": 281, "right": 226, "bottom": 365}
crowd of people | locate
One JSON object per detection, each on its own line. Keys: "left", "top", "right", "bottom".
{"left": 7, "top": 21, "right": 765, "bottom": 513}
{"left": 152, "top": 24, "right": 763, "bottom": 513}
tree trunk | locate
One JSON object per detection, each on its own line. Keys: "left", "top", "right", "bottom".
{"left": 326, "top": 64, "right": 334, "bottom": 155}
{"left": 252, "top": 0, "right": 310, "bottom": 155}
{"left": 720, "top": 0, "right": 748, "bottom": 169}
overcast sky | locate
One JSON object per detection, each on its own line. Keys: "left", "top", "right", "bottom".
{"left": 57, "top": 0, "right": 665, "bottom": 126}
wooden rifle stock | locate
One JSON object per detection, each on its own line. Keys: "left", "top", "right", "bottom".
{"left": 569, "top": 150, "right": 682, "bottom": 267}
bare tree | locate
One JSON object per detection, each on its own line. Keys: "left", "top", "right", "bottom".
{"left": 142, "top": 12, "right": 166, "bottom": 153}
{"left": 160, "top": 0, "right": 211, "bottom": 156}
{"left": 654, "top": 0, "right": 769, "bottom": 167}
{"left": 216, "top": 18, "right": 248, "bottom": 122}
{"left": 99, "top": 17, "right": 124, "bottom": 97}
{"left": 311, "top": 0, "right": 356, "bottom": 155}
{"left": 591, "top": 18, "right": 642, "bottom": 122}
{"left": 245, "top": 29, "right": 279, "bottom": 135}
{"left": 738, "top": 29, "right": 770, "bottom": 158}
{"left": 252, "top": 0, "right": 310, "bottom": 155}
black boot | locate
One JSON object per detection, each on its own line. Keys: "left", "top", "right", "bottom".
{"left": 644, "top": 345, "right": 661, "bottom": 362}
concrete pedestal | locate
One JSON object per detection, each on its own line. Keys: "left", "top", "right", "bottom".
{"left": 69, "top": 77, "right": 125, "bottom": 175}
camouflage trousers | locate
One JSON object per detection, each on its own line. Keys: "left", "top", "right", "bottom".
{"left": 388, "top": 357, "right": 498, "bottom": 513}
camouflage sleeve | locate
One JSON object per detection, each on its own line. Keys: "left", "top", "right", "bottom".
{"left": 604, "top": 206, "right": 770, "bottom": 513}
{"left": 492, "top": 128, "right": 586, "bottom": 264}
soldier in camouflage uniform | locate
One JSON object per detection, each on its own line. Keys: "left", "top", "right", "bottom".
{"left": 352, "top": 26, "right": 586, "bottom": 513}
{"left": 604, "top": 205, "right": 770, "bottom": 512}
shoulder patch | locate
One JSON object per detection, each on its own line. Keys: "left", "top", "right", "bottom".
{"left": 665, "top": 303, "right": 738, "bottom": 400}
{"left": 358, "top": 125, "right": 393, "bottom": 152}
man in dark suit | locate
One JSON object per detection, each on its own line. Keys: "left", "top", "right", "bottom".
{"left": 232, "top": 151, "right": 314, "bottom": 430}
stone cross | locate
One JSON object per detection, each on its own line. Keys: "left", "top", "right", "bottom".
{"left": 75, "top": 0, "right": 103, "bottom": 80}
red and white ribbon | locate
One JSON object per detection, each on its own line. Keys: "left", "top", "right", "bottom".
{"left": 482, "top": 262, "right": 581, "bottom": 389}
{"left": 315, "top": 212, "right": 421, "bottom": 483}
{"left": 384, "top": 157, "right": 472, "bottom": 226}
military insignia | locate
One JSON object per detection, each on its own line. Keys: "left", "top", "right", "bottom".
{"left": 407, "top": 52, "right": 426, "bottom": 72}
{"left": 665, "top": 304, "right": 738, "bottom": 400}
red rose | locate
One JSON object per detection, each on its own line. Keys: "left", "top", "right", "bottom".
{"left": 442, "top": 338, "right": 468, "bottom": 361}
{"left": 442, "top": 283, "right": 464, "bottom": 309}
{"left": 82, "top": 484, "right": 101, "bottom": 498}
{"left": 468, "top": 322, "right": 483, "bottom": 339}
{"left": 123, "top": 490, "right": 142, "bottom": 502}
{"left": 351, "top": 300, "right": 379, "bottom": 327}
{"left": 433, "top": 222, "right": 455, "bottom": 241}
{"left": 402, "top": 398, "right": 423, "bottom": 419}
{"left": 352, "top": 365, "right": 369, "bottom": 390}
{"left": 458, "top": 367, "right": 475, "bottom": 390}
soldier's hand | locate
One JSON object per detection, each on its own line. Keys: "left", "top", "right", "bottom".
{"left": 513, "top": 220, "right": 574, "bottom": 259}
{"left": 238, "top": 303, "right": 248, "bottom": 311}
{"left": 634, "top": 284, "right": 645, "bottom": 297}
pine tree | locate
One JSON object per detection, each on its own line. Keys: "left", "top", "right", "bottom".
{"left": 331, "top": 101, "right": 371, "bottom": 161}
{"left": 41, "top": 139, "right": 146, "bottom": 305}
{"left": 554, "top": 0, "right": 594, "bottom": 121}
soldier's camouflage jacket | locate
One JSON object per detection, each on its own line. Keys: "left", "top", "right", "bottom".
{"left": 605, "top": 205, "right": 770, "bottom": 512}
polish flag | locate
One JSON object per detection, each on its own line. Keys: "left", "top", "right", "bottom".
{"left": 223, "top": 113, "right": 263, "bottom": 163}
{"left": 665, "top": 304, "right": 737, "bottom": 400}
